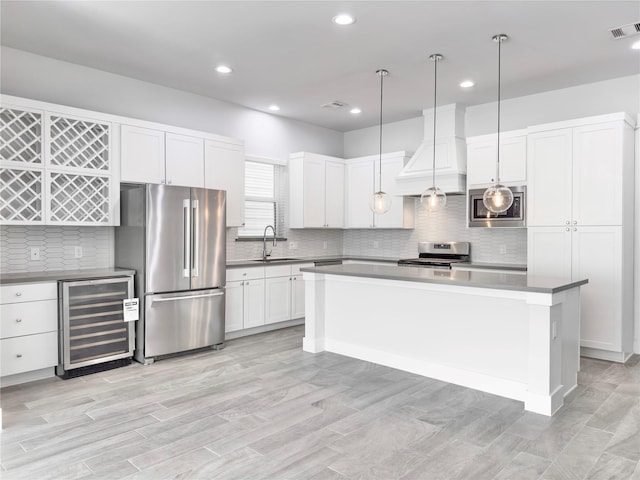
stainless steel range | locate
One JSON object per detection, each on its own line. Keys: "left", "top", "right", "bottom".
{"left": 398, "top": 242, "right": 470, "bottom": 269}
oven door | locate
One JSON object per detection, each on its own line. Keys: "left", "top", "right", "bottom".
{"left": 468, "top": 186, "right": 526, "bottom": 227}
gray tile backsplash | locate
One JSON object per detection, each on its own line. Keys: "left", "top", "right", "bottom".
{"left": 342, "top": 195, "right": 527, "bottom": 264}
{"left": 1, "top": 194, "right": 526, "bottom": 274}
{"left": 0, "top": 225, "right": 114, "bottom": 273}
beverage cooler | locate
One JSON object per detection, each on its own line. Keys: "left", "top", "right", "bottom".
{"left": 57, "top": 275, "right": 135, "bottom": 378}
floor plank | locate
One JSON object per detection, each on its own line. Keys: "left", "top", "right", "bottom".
{"left": 1, "top": 325, "right": 638, "bottom": 480}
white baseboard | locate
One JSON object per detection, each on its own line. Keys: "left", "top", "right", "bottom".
{"left": 581, "top": 347, "right": 633, "bottom": 363}
{"left": 1, "top": 367, "right": 56, "bottom": 388}
{"left": 224, "top": 318, "right": 304, "bottom": 340}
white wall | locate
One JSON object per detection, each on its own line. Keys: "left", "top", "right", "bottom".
{"left": 0, "top": 47, "right": 344, "bottom": 160}
{"left": 465, "top": 75, "right": 640, "bottom": 137}
{"left": 343, "top": 116, "right": 424, "bottom": 159}
{"left": 343, "top": 75, "right": 640, "bottom": 155}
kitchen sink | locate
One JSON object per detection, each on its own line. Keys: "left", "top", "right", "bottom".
{"left": 249, "top": 257, "right": 301, "bottom": 263}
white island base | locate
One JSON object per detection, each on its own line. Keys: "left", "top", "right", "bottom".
{"left": 302, "top": 266, "right": 585, "bottom": 416}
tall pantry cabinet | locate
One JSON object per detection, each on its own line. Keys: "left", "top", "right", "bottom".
{"left": 527, "top": 113, "right": 635, "bottom": 362}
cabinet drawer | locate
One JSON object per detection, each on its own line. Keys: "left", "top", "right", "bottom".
{"left": 227, "top": 267, "right": 265, "bottom": 282}
{"left": 0, "top": 282, "right": 57, "bottom": 304}
{"left": 1, "top": 331, "right": 58, "bottom": 377}
{"left": 0, "top": 299, "right": 58, "bottom": 339}
{"left": 265, "top": 265, "right": 292, "bottom": 278}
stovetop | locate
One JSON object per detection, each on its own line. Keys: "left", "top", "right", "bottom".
{"left": 398, "top": 241, "right": 470, "bottom": 268}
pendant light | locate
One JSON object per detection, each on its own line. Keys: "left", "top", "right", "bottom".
{"left": 370, "top": 69, "right": 392, "bottom": 215}
{"left": 483, "top": 34, "right": 514, "bottom": 214}
{"left": 420, "top": 54, "right": 446, "bottom": 211}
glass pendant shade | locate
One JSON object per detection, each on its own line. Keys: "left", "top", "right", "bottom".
{"left": 482, "top": 34, "right": 513, "bottom": 215}
{"left": 420, "top": 186, "right": 446, "bottom": 212}
{"left": 370, "top": 190, "right": 392, "bottom": 214}
{"left": 482, "top": 184, "right": 513, "bottom": 214}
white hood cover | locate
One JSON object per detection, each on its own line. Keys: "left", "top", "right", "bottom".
{"left": 393, "top": 103, "right": 467, "bottom": 196}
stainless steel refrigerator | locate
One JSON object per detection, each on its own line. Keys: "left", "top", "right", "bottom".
{"left": 115, "top": 184, "right": 226, "bottom": 364}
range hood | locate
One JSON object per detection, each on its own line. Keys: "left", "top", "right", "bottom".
{"left": 393, "top": 103, "right": 467, "bottom": 196}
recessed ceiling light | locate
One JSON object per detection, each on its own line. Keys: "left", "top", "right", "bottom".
{"left": 268, "top": 105, "right": 280, "bottom": 112}
{"left": 460, "top": 80, "right": 475, "bottom": 88}
{"left": 332, "top": 14, "right": 355, "bottom": 25}
{"left": 350, "top": 108, "right": 362, "bottom": 114}
{"left": 215, "top": 65, "right": 232, "bottom": 74}
{"left": 632, "top": 40, "right": 640, "bottom": 50}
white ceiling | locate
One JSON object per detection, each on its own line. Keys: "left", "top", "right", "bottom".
{"left": 1, "top": 1, "right": 639, "bottom": 132}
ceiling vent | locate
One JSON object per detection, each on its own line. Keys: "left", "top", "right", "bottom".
{"left": 321, "top": 100, "right": 348, "bottom": 109}
{"left": 609, "top": 22, "right": 640, "bottom": 39}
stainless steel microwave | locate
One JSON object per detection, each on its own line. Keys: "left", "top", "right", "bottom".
{"left": 468, "top": 186, "right": 526, "bottom": 227}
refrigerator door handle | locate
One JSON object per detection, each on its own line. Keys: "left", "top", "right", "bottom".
{"left": 151, "top": 291, "right": 224, "bottom": 302}
{"left": 192, "top": 199, "right": 199, "bottom": 278}
{"left": 183, "top": 198, "right": 191, "bottom": 278}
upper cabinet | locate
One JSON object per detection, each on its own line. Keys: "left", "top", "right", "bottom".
{"left": 120, "top": 127, "right": 205, "bottom": 188}
{"left": 345, "top": 152, "right": 414, "bottom": 229}
{"left": 204, "top": 140, "right": 245, "bottom": 227}
{"left": 288, "top": 152, "right": 344, "bottom": 228}
{"left": 120, "top": 123, "right": 245, "bottom": 227}
{"left": 120, "top": 125, "right": 165, "bottom": 184}
{"left": 466, "top": 130, "right": 527, "bottom": 187}
{"left": 1, "top": 98, "right": 119, "bottom": 226}
{"left": 527, "top": 116, "right": 632, "bottom": 227}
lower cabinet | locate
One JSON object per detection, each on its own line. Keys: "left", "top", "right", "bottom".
{"left": 226, "top": 263, "right": 312, "bottom": 334}
{"left": 225, "top": 267, "right": 265, "bottom": 333}
{"left": 265, "top": 263, "right": 312, "bottom": 325}
{"left": 528, "top": 225, "right": 632, "bottom": 360}
{"left": 0, "top": 282, "right": 59, "bottom": 385}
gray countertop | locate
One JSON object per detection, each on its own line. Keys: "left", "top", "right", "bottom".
{"left": 0, "top": 268, "right": 137, "bottom": 285}
{"left": 226, "top": 255, "right": 398, "bottom": 268}
{"left": 300, "top": 264, "right": 586, "bottom": 294}
{"left": 453, "top": 262, "right": 527, "bottom": 272}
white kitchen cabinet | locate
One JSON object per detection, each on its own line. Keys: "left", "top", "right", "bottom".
{"left": 121, "top": 127, "right": 205, "bottom": 188}
{"left": 345, "top": 159, "right": 374, "bottom": 228}
{"left": 289, "top": 152, "right": 344, "bottom": 228}
{"left": 120, "top": 125, "right": 165, "bottom": 184}
{"left": 0, "top": 282, "right": 58, "bottom": 386}
{"left": 528, "top": 119, "right": 628, "bottom": 227}
{"left": 291, "top": 273, "right": 306, "bottom": 319}
{"left": 466, "top": 131, "right": 527, "bottom": 187}
{"left": 526, "top": 113, "right": 635, "bottom": 361}
{"left": 265, "top": 263, "right": 313, "bottom": 324}
{"left": 204, "top": 140, "right": 245, "bottom": 227}
{"left": 165, "top": 133, "right": 204, "bottom": 188}
{"left": 1, "top": 98, "right": 119, "bottom": 226}
{"left": 265, "top": 275, "right": 292, "bottom": 325}
{"left": 344, "top": 152, "right": 414, "bottom": 229}
{"left": 225, "top": 267, "right": 265, "bottom": 332}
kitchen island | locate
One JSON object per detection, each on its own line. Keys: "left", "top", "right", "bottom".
{"left": 301, "top": 264, "right": 587, "bottom": 416}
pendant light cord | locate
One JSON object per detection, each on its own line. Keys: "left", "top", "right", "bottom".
{"left": 432, "top": 57, "right": 438, "bottom": 189}
{"left": 496, "top": 36, "right": 502, "bottom": 184}
{"left": 378, "top": 71, "right": 384, "bottom": 192}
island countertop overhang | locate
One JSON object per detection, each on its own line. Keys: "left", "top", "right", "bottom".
{"left": 300, "top": 264, "right": 587, "bottom": 294}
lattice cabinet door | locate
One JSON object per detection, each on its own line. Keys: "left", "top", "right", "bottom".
{"left": 1, "top": 106, "right": 46, "bottom": 224}
{"left": 1, "top": 106, "right": 43, "bottom": 166}
{"left": 1, "top": 167, "right": 45, "bottom": 224}
{"left": 46, "top": 171, "right": 112, "bottom": 225}
{"left": 46, "top": 113, "right": 111, "bottom": 173}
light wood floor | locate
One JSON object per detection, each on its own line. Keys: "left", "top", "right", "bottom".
{"left": 1, "top": 325, "right": 639, "bottom": 480}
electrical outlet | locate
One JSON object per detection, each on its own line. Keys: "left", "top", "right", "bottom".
{"left": 74, "top": 246, "right": 83, "bottom": 258}
{"left": 323, "top": 241, "right": 328, "bottom": 249}
{"left": 373, "top": 240, "right": 379, "bottom": 249}
{"left": 499, "top": 244, "right": 507, "bottom": 254}
{"left": 30, "top": 247, "right": 40, "bottom": 261}
{"left": 289, "top": 241, "right": 298, "bottom": 250}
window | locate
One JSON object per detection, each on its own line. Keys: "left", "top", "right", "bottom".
{"left": 237, "top": 161, "right": 279, "bottom": 237}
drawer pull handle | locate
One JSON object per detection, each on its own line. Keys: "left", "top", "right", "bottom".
{"left": 16, "top": 318, "right": 22, "bottom": 323}
{"left": 16, "top": 354, "right": 22, "bottom": 358}
{"left": 15, "top": 292, "right": 22, "bottom": 297}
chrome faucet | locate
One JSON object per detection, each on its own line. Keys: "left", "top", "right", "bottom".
{"left": 262, "top": 225, "right": 277, "bottom": 261}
